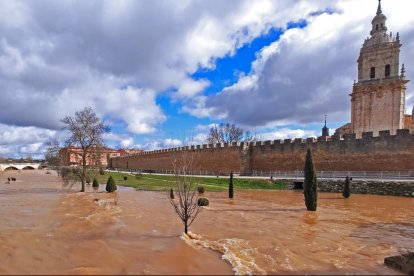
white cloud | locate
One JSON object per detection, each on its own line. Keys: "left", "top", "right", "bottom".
{"left": 258, "top": 128, "right": 317, "bottom": 141}
{"left": 135, "top": 138, "right": 183, "bottom": 151}
{"left": 0, "top": 124, "right": 56, "bottom": 158}
{"left": 188, "top": 0, "right": 414, "bottom": 128}
{"left": 175, "top": 78, "right": 210, "bottom": 99}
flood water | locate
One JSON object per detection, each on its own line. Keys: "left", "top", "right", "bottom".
{"left": 0, "top": 170, "right": 413, "bottom": 275}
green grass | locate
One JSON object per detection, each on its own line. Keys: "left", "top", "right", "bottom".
{"left": 95, "top": 171, "right": 287, "bottom": 192}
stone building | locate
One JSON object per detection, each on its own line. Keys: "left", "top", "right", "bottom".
{"left": 60, "top": 146, "right": 143, "bottom": 167}
{"left": 339, "top": 0, "right": 412, "bottom": 138}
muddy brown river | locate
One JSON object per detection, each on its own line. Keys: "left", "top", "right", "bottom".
{"left": 0, "top": 170, "right": 413, "bottom": 275}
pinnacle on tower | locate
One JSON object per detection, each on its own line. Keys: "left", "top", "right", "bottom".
{"left": 401, "top": 64, "right": 406, "bottom": 79}
{"left": 377, "top": 0, "right": 382, "bottom": 15}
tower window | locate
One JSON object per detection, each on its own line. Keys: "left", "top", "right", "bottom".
{"left": 370, "top": 67, "right": 376, "bottom": 79}
{"left": 385, "top": 65, "right": 391, "bottom": 77}
{"left": 376, "top": 24, "right": 379, "bottom": 30}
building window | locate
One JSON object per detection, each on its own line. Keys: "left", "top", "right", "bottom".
{"left": 376, "top": 24, "right": 379, "bottom": 31}
{"left": 370, "top": 67, "right": 376, "bottom": 79}
{"left": 385, "top": 64, "right": 391, "bottom": 77}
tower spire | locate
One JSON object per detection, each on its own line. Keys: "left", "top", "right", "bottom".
{"left": 322, "top": 114, "right": 329, "bottom": 137}
{"left": 377, "top": 0, "right": 382, "bottom": 15}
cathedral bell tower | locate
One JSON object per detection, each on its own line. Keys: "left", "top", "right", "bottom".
{"left": 350, "top": 0, "right": 409, "bottom": 137}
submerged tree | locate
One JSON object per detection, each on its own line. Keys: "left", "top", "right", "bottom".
{"left": 61, "top": 107, "right": 110, "bottom": 192}
{"left": 206, "top": 123, "right": 255, "bottom": 144}
{"left": 44, "top": 137, "right": 62, "bottom": 175}
{"left": 229, "top": 171, "right": 234, "bottom": 199}
{"left": 304, "top": 148, "right": 317, "bottom": 211}
{"left": 168, "top": 149, "right": 202, "bottom": 234}
{"left": 343, "top": 176, "right": 351, "bottom": 198}
{"left": 92, "top": 177, "right": 99, "bottom": 190}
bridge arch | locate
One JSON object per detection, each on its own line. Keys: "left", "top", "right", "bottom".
{"left": 22, "top": 166, "right": 35, "bottom": 170}
{"left": 4, "top": 166, "right": 19, "bottom": 171}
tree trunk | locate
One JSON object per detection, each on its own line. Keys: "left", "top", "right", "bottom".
{"left": 81, "top": 151, "right": 86, "bottom": 192}
{"left": 184, "top": 222, "right": 188, "bottom": 234}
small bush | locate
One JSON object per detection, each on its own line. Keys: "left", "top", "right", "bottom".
{"left": 197, "top": 186, "right": 205, "bottom": 194}
{"left": 60, "top": 167, "right": 70, "bottom": 179}
{"left": 86, "top": 175, "right": 91, "bottom": 184}
{"left": 106, "top": 176, "right": 117, "bottom": 193}
{"left": 343, "top": 176, "right": 351, "bottom": 198}
{"left": 92, "top": 177, "right": 99, "bottom": 190}
{"left": 123, "top": 176, "right": 128, "bottom": 180}
{"left": 197, "top": 197, "right": 209, "bottom": 206}
{"left": 135, "top": 173, "right": 143, "bottom": 180}
{"left": 72, "top": 167, "right": 80, "bottom": 175}
{"left": 229, "top": 172, "right": 234, "bottom": 199}
{"left": 99, "top": 167, "right": 105, "bottom": 175}
{"left": 169, "top": 188, "right": 174, "bottom": 199}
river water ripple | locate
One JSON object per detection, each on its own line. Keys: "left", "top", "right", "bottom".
{"left": 0, "top": 170, "right": 412, "bottom": 275}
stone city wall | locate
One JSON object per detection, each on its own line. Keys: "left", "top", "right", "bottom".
{"left": 286, "top": 179, "right": 414, "bottom": 197}
{"left": 111, "top": 129, "right": 414, "bottom": 174}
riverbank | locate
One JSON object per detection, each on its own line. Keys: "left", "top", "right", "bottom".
{"left": 95, "top": 171, "right": 287, "bottom": 192}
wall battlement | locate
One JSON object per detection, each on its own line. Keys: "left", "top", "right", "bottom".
{"left": 113, "top": 129, "right": 414, "bottom": 159}
{"left": 110, "top": 129, "right": 414, "bottom": 173}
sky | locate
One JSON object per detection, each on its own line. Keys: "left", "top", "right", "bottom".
{"left": 1, "top": 0, "right": 414, "bottom": 159}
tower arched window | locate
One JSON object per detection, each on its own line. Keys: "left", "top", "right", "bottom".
{"left": 370, "top": 67, "right": 376, "bottom": 79}
{"left": 376, "top": 24, "right": 379, "bottom": 31}
{"left": 385, "top": 64, "right": 391, "bottom": 77}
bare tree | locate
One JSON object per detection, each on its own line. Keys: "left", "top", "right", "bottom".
{"left": 61, "top": 107, "right": 110, "bottom": 192}
{"left": 207, "top": 123, "right": 255, "bottom": 144}
{"left": 45, "top": 137, "right": 62, "bottom": 174}
{"left": 168, "top": 148, "right": 202, "bottom": 235}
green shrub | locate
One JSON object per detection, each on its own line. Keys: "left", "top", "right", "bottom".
{"left": 106, "top": 176, "right": 117, "bottom": 193}
{"left": 304, "top": 148, "right": 317, "bottom": 211}
{"left": 99, "top": 167, "right": 105, "bottom": 175}
{"left": 123, "top": 176, "right": 128, "bottom": 180}
{"left": 229, "top": 172, "right": 234, "bottom": 199}
{"left": 60, "top": 167, "right": 70, "bottom": 179}
{"left": 135, "top": 173, "right": 143, "bottom": 180}
{"left": 86, "top": 174, "right": 91, "bottom": 184}
{"left": 343, "top": 176, "right": 351, "bottom": 198}
{"left": 72, "top": 167, "right": 79, "bottom": 175}
{"left": 197, "top": 186, "right": 205, "bottom": 194}
{"left": 197, "top": 197, "right": 209, "bottom": 206}
{"left": 92, "top": 177, "right": 99, "bottom": 190}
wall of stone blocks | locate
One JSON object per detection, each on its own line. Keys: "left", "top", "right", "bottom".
{"left": 111, "top": 143, "right": 243, "bottom": 174}
{"left": 111, "top": 130, "right": 414, "bottom": 173}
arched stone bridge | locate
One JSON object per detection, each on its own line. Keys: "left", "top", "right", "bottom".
{"left": 0, "top": 163, "right": 48, "bottom": 171}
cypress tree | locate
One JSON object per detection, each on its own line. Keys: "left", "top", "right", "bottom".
{"left": 343, "top": 176, "right": 351, "bottom": 198}
{"left": 229, "top": 171, "right": 234, "bottom": 199}
{"left": 106, "top": 175, "right": 117, "bottom": 193}
{"left": 304, "top": 148, "right": 317, "bottom": 211}
{"left": 92, "top": 177, "right": 99, "bottom": 190}
{"left": 170, "top": 188, "right": 174, "bottom": 199}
